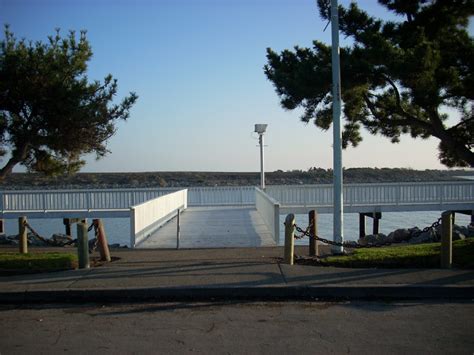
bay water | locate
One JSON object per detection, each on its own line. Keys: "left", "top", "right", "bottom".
{"left": 4, "top": 211, "right": 471, "bottom": 247}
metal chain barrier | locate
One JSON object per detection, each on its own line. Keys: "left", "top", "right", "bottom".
{"left": 288, "top": 217, "right": 443, "bottom": 249}
{"left": 88, "top": 222, "right": 100, "bottom": 253}
{"left": 23, "top": 221, "right": 52, "bottom": 245}
{"left": 22, "top": 220, "right": 103, "bottom": 247}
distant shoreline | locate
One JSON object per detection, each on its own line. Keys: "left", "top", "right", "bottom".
{"left": 1, "top": 168, "right": 473, "bottom": 190}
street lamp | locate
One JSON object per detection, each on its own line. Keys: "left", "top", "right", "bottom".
{"left": 255, "top": 124, "right": 267, "bottom": 190}
{"left": 330, "top": 0, "right": 344, "bottom": 253}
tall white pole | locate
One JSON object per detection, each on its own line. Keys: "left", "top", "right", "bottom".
{"left": 331, "top": 0, "right": 344, "bottom": 253}
{"left": 259, "top": 134, "right": 265, "bottom": 190}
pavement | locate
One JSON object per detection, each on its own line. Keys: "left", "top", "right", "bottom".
{"left": 1, "top": 245, "right": 474, "bottom": 303}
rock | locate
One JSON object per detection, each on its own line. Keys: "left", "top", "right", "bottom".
{"left": 453, "top": 225, "right": 468, "bottom": 240}
{"left": 409, "top": 227, "right": 438, "bottom": 244}
{"left": 453, "top": 230, "right": 466, "bottom": 241}
{"left": 408, "top": 227, "right": 421, "bottom": 237}
{"left": 343, "top": 241, "right": 359, "bottom": 248}
{"left": 358, "top": 233, "right": 389, "bottom": 246}
{"left": 28, "top": 234, "right": 48, "bottom": 246}
{"left": 388, "top": 229, "right": 411, "bottom": 242}
{"left": 434, "top": 224, "right": 467, "bottom": 241}
{"left": 0, "top": 235, "right": 13, "bottom": 245}
{"left": 51, "top": 233, "right": 73, "bottom": 246}
{"left": 467, "top": 225, "right": 474, "bottom": 238}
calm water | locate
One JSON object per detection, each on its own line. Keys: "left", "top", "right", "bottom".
{"left": 4, "top": 211, "right": 471, "bottom": 247}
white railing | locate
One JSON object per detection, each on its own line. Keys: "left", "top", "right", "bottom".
{"left": 255, "top": 188, "right": 280, "bottom": 243}
{"left": 0, "top": 182, "right": 472, "bottom": 216}
{"left": 0, "top": 187, "right": 178, "bottom": 211}
{"left": 130, "top": 189, "right": 187, "bottom": 248}
{"left": 187, "top": 186, "right": 255, "bottom": 206}
{"left": 266, "top": 181, "right": 474, "bottom": 207}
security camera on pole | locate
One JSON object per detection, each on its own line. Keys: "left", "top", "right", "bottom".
{"left": 254, "top": 124, "right": 267, "bottom": 190}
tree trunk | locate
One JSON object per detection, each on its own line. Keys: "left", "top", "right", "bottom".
{"left": 0, "top": 145, "right": 29, "bottom": 181}
{"left": 0, "top": 158, "right": 19, "bottom": 180}
{"left": 430, "top": 113, "right": 474, "bottom": 167}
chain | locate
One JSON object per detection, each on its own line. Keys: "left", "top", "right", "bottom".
{"left": 23, "top": 220, "right": 100, "bottom": 248}
{"left": 289, "top": 216, "right": 444, "bottom": 249}
{"left": 89, "top": 222, "right": 100, "bottom": 253}
{"left": 23, "top": 221, "right": 52, "bottom": 245}
{"left": 411, "top": 217, "right": 442, "bottom": 238}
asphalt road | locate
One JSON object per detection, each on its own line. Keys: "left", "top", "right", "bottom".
{"left": 1, "top": 301, "right": 473, "bottom": 354}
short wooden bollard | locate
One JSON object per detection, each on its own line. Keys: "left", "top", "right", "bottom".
{"left": 18, "top": 216, "right": 28, "bottom": 254}
{"left": 93, "top": 219, "right": 111, "bottom": 262}
{"left": 284, "top": 214, "right": 295, "bottom": 265}
{"left": 77, "top": 220, "right": 90, "bottom": 269}
{"left": 309, "top": 210, "right": 318, "bottom": 257}
{"left": 441, "top": 211, "right": 453, "bottom": 269}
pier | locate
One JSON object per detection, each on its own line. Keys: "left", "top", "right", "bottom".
{"left": 1, "top": 181, "right": 473, "bottom": 248}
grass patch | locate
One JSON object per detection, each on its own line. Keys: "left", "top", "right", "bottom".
{"left": 319, "top": 238, "right": 474, "bottom": 269}
{"left": 0, "top": 252, "right": 78, "bottom": 274}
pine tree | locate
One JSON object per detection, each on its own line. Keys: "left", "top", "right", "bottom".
{"left": 264, "top": 0, "right": 473, "bottom": 167}
{"left": 0, "top": 27, "right": 138, "bottom": 179}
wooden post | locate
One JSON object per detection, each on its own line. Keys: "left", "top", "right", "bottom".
{"left": 359, "top": 213, "right": 366, "bottom": 239}
{"left": 63, "top": 218, "right": 72, "bottom": 236}
{"left": 18, "top": 216, "right": 28, "bottom": 254}
{"left": 373, "top": 212, "right": 380, "bottom": 235}
{"left": 284, "top": 214, "right": 295, "bottom": 265}
{"left": 94, "top": 219, "right": 111, "bottom": 262}
{"left": 309, "top": 210, "right": 318, "bottom": 257}
{"left": 441, "top": 211, "right": 452, "bottom": 269}
{"left": 176, "top": 209, "right": 180, "bottom": 250}
{"left": 77, "top": 219, "right": 90, "bottom": 269}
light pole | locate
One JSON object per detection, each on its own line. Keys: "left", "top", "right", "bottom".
{"left": 331, "top": 0, "right": 344, "bottom": 253}
{"left": 255, "top": 124, "right": 267, "bottom": 190}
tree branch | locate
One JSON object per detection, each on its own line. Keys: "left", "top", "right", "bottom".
{"left": 449, "top": 116, "right": 474, "bottom": 131}
{"left": 363, "top": 94, "right": 432, "bottom": 130}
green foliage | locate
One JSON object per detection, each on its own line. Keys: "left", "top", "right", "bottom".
{"left": 0, "top": 252, "right": 78, "bottom": 272}
{"left": 319, "top": 239, "right": 474, "bottom": 269}
{"left": 265, "top": 0, "right": 474, "bottom": 167}
{"left": 0, "top": 26, "right": 138, "bottom": 179}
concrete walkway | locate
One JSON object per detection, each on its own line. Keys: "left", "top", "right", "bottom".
{"left": 137, "top": 206, "right": 276, "bottom": 249}
{"left": 1, "top": 246, "right": 473, "bottom": 303}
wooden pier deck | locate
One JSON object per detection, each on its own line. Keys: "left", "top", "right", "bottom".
{"left": 136, "top": 206, "right": 276, "bottom": 249}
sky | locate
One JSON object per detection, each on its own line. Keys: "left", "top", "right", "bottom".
{"left": 1, "top": 0, "right": 473, "bottom": 172}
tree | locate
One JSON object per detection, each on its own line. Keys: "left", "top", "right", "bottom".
{"left": 264, "top": 0, "right": 474, "bottom": 167}
{"left": 0, "top": 27, "right": 138, "bottom": 179}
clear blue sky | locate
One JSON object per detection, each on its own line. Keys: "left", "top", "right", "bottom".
{"left": 2, "top": 0, "right": 473, "bottom": 172}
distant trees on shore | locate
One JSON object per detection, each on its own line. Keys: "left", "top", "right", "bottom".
{"left": 0, "top": 168, "right": 471, "bottom": 189}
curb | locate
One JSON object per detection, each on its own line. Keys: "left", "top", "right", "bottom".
{"left": 1, "top": 285, "right": 473, "bottom": 304}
